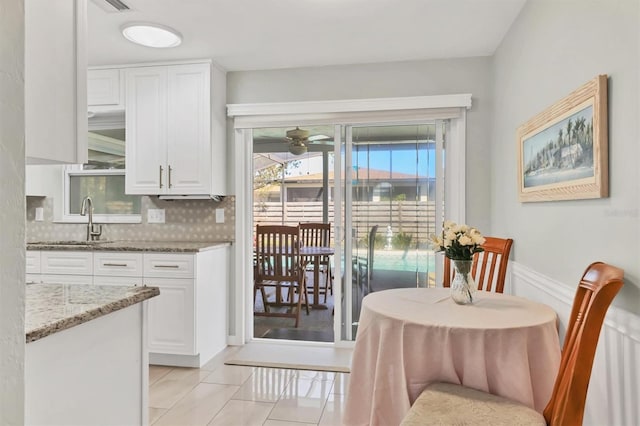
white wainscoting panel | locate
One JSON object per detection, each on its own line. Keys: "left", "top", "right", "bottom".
{"left": 510, "top": 261, "right": 640, "bottom": 426}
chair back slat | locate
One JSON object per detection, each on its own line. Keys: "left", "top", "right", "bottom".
{"left": 443, "top": 237, "right": 513, "bottom": 293}
{"left": 543, "top": 262, "right": 623, "bottom": 426}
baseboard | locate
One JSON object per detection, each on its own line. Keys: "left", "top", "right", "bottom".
{"left": 149, "top": 352, "right": 200, "bottom": 368}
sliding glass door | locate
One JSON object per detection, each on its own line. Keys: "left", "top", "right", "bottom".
{"left": 338, "top": 122, "right": 446, "bottom": 341}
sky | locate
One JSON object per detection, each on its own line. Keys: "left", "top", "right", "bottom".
{"left": 286, "top": 144, "right": 437, "bottom": 177}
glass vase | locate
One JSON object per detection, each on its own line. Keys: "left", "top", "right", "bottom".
{"left": 450, "top": 259, "right": 476, "bottom": 305}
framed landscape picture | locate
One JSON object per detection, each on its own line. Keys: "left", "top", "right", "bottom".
{"left": 517, "top": 75, "right": 608, "bottom": 202}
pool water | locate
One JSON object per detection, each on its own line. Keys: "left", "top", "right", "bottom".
{"left": 370, "top": 250, "right": 436, "bottom": 273}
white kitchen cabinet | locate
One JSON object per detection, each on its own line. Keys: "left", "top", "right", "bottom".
{"left": 35, "top": 251, "right": 93, "bottom": 285}
{"left": 25, "top": 245, "right": 229, "bottom": 367}
{"left": 93, "top": 252, "right": 143, "bottom": 286}
{"left": 125, "top": 61, "right": 226, "bottom": 196}
{"left": 144, "top": 248, "right": 228, "bottom": 367}
{"left": 146, "top": 277, "right": 195, "bottom": 356}
{"left": 87, "top": 68, "right": 124, "bottom": 110}
{"left": 25, "top": 0, "right": 88, "bottom": 165}
{"left": 26, "top": 251, "right": 41, "bottom": 274}
{"left": 93, "top": 252, "right": 143, "bottom": 277}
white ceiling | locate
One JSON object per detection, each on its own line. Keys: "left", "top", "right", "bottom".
{"left": 88, "top": 0, "right": 526, "bottom": 71}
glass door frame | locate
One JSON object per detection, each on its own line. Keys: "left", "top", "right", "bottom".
{"left": 228, "top": 95, "right": 470, "bottom": 347}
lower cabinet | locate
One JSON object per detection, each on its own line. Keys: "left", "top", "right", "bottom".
{"left": 144, "top": 248, "right": 228, "bottom": 368}
{"left": 26, "top": 245, "right": 229, "bottom": 368}
{"left": 146, "top": 277, "right": 195, "bottom": 356}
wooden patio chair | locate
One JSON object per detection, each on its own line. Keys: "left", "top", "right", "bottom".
{"left": 254, "top": 225, "right": 309, "bottom": 327}
{"left": 443, "top": 236, "right": 514, "bottom": 293}
{"left": 354, "top": 225, "right": 378, "bottom": 295}
{"left": 299, "top": 222, "right": 333, "bottom": 303}
{"left": 401, "top": 261, "right": 624, "bottom": 426}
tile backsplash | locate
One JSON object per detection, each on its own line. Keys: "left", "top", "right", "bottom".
{"left": 26, "top": 196, "right": 235, "bottom": 242}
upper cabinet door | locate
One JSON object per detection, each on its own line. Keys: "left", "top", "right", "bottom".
{"left": 125, "top": 67, "right": 168, "bottom": 194}
{"left": 167, "top": 64, "right": 211, "bottom": 195}
{"left": 25, "top": 0, "right": 88, "bottom": 165}
{"left": 88, "top": 69, "right": 123, "bottom": 109}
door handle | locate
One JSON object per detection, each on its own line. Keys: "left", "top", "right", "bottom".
{"left": 168, "top": 165, "right": 173, "bottom": 189}
{"left": 159, "top": 165, "right": 164, "bottom": 189}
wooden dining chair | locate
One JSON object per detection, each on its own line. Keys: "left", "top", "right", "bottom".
{"left": 299, "top": 222, "right": 333, "bottom": 302}
{"left": 254, "top": 225, "right": 309, "bottom": 327}
{"left": 401, "top": 261, "right": 624, "bottom": 426}
{"left": 443, "top": 236, "right": 513, "bottom": 293}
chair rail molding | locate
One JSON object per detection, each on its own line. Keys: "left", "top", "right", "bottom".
{"left": 509, "top": 261, "right": 640, "bottom": 426}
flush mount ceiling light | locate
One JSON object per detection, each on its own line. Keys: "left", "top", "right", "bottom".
{"left": 121, "top": 22, "right": 182, "bottom": 48}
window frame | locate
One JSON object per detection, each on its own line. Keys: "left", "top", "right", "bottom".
{"left": 61, "top": 165, "right": 142, "bottom": 224}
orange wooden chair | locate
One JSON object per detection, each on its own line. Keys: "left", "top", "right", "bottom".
{"left": 401, "top": 261, "right": 624, "bottom": 426}
{"left": 254, "top": 225, "right": 309, "bottom": 327}
{"left": 299, "top": 222, "right": 333, "bottom": 302}
{"left": 443, "top": 236, "right": 514, "bottom": 293}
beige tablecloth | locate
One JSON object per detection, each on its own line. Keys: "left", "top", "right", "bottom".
{"left": 343, "top": 288, "right": 560, "bottom": 426}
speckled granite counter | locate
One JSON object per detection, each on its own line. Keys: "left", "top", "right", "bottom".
{"left": 26, "top": 240, "right": 231, "bottom": 252}
{"left": 26, "top": 283, "right": 159, "bottom": 343}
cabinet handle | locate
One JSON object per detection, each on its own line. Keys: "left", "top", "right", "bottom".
{"left": 159, "top": 165, "right": 164, "bottom": 189}
{"left": 155, "top": 264, "right": 179, "bottom": 269}
{"left": 168, "top": 165, "right": 173, "bottom": 189}
{"left": 104, "top": 263, "right": 128, "bottom": 267}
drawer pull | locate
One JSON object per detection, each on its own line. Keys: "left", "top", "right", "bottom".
{"left": 104, "top": 263, "right": 128, "bottom": 267}
{"left": 155, "top": 264, "right": 179, "bottom": 269}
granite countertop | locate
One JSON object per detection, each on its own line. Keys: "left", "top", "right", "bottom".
{"left": 26, "top": 240, "right": 231, "bottom": 252}
{"left": 26, "top": 283, "right": 160, "bottom": 343}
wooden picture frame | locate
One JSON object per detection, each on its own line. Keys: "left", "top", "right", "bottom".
{"left": 517, "top": 75, "right": 608, "bottom": 202}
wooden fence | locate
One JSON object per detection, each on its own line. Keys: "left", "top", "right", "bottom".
{"left": 253, "top": 201, "right": 437, "bottom": 248}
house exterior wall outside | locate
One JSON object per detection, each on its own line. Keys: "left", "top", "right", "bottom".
{"left": 491, "top": 0, "right": 640, "bottom": 311}
{"left": 0, "top": 0, "right": 26, "bottom": 422}
{"left": 227, "top": 57, "right": 493, "bottom": 233}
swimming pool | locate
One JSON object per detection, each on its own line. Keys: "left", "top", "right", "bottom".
{"left": 369, "top": 249, "right": 436, "bottom": 273}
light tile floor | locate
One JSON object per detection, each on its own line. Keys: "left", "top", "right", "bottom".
{"left": 149, "top": 346, "right": 348, "bottom": 426}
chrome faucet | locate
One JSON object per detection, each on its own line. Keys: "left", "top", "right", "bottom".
{"left": 80, "top": 196, "right": 102, "bottom": 241}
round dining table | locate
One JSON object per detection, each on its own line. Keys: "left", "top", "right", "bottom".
{"left": 343, "top": 287, "right": 561, "bottom": 426}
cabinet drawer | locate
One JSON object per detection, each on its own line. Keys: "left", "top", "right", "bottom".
{"left": 143, "top": 254, "right": 194, "bottom": 278}
{"left": 41, "top": 251, "right": 93, "bottom": 275}
{"left": 94, "top": 276, "right": 143, "bottom": 287}
{"left": 26, "top": 251, "right": 41, "bottom": 274}
{"left": 94, "top": 252, "right": 143, "bottom": 277}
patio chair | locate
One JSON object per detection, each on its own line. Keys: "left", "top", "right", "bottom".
{"left": 353, "top": 225, "right": 378, "bottom": 295}
{"left": 443, "top": 236, "right": 513, "bottom": 293}
{"left": 401, "top": 261, "right": 624, "bottom": 426}
{"left": 299, "top": 222, "right": 333, "bottom": 302}
{"left": 254, "top": 225, "right": 309, "bottom": 327}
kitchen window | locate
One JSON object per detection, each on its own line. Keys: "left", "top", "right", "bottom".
{"left": 62, "top": 129, "right": 142, "bottom": 223}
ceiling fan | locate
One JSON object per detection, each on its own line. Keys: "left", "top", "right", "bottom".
{"left": 285, "top": 127, "right": 332, "bottom": 155}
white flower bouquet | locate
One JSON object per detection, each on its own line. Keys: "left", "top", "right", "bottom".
{"left": 430, "top": 221, "right": 486, "bottom": 261}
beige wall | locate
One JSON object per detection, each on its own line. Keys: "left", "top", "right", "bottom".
{"left": 227, "top": 57, "right": 494, "bottom": 233}
{"left": 491, "top": 0, "right": 640, "bottom": 310}
{"left": 0, "top": 0, "right": 26, "bottom": 422}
